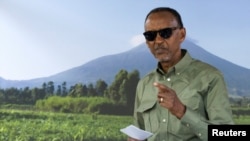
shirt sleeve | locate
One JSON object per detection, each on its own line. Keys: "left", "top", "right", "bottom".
{"left": 180, "top": 70, "right": 234, "bottom": 141}
{"left": 133, "top": 80, "right": 145, "bottom": 130}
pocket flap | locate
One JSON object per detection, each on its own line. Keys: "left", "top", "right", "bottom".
{"left": 137, "top": 100, "right": 157, "bottom": 113}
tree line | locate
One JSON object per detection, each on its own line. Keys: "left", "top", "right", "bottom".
{"left": 0, "top": 69, "right": 140, "bottom": 115}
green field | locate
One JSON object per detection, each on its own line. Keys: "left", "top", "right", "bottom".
{"left": 1, "top": 109, "right": 250, "bottom": 141}
{"left": 0, "top": 109, "right": 133, "bottom": 141}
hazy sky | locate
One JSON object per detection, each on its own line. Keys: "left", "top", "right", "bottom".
{"left": 0, "top": 0, "right": 250, "bottom": 80}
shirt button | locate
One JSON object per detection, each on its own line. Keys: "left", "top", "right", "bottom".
{"left": 186, "top": 124, "right": 189, "bottom": 127}
{"left": 177, "top": 72, "right": 180, "bottom": 75}
{"left": 162, "top": 119, "right": 166, "bottom": 122}
{"left": 167, "top": 78, "right": 171, "bottom": 81}
{"left": 198, "top": 133, "right": 202, "bottom": 136}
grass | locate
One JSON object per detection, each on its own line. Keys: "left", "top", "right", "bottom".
{"left": 1, "top": 108, "right": 250, "bottom": 141}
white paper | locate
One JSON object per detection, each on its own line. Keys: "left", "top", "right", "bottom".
{"left": 120, "top": 125, "right": 153, "bottom": 140}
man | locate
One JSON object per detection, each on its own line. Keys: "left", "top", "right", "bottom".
{"left": 128, "top": 7, "right": 234, "bottom": 141}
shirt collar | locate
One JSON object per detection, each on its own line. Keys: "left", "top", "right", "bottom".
{"left": 156, "top": 49, "right": 193, "bottom": 75}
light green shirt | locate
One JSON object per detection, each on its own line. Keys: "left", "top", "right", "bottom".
{"left": 133, "top": 49, "right": 234, "bottom": 141}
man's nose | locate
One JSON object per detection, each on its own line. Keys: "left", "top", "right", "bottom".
{"left": 154, "top": 33, "right": 165, "bottom": 43}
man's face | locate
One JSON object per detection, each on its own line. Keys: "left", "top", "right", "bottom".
{"left": 144, "top": 11, "right": 185, "bottom": 63}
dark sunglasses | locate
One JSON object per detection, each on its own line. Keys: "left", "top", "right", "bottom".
{"left": 143, "top": 27, "right": 179, "bottom": 41}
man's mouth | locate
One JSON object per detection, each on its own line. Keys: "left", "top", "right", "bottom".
{"left": 155, "top": 48, "right": 167, "bottom": 54}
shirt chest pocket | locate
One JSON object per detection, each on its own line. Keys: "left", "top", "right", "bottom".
{"left": 137, "top": 100, "right": 159, "bottom": 133}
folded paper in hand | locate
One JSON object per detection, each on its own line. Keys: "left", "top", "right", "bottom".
{"left": 120, "top": 125, "right": 153, "bottom": 140}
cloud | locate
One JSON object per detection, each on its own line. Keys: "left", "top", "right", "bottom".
{"left": 130, "top": 34, "right": 145, "bottom": 47}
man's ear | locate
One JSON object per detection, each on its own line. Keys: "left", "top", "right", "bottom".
{"left": 179, "top": 27, "right": 186, "bottom": 42}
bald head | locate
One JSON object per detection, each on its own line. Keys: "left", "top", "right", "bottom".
{"left": 144, "top": 7, "right": 184, "bottom": 28}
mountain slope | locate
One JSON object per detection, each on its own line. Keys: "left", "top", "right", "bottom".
{"left": 1, "top": 40, "right": 250, "bottom": 96}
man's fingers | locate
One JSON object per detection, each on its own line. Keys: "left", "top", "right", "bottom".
{"left": 153, "top": 82, "right": 168, "bottom": 91}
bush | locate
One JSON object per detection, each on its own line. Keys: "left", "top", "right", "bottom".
{"left": 34, "top": 96, "right": 130, "bottom": 115}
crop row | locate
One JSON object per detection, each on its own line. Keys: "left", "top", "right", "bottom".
{"left": 0, "top": 109, "right": 133, "bottom": 141}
